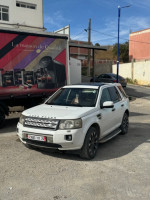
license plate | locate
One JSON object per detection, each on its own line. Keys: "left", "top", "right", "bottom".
{"left": 27, "top": 134, "right": 46, "bottom": 142}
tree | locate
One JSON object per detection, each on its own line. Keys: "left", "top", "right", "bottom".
{"left": 113, "top": 42, "right": 129, "bottom": 63}
{"left": 95, "top": 43, "right": 100, "bottom": 46}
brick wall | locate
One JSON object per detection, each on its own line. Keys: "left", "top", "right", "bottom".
{"left": 129, "top": 29, "right": 150, "bottom": 61}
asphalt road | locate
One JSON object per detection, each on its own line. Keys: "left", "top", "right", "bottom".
{"left": 0, "top": 84, "right": 150, "bottom": 200}
{"left": 125, "top": 84, "right": 150, "bottom": 100}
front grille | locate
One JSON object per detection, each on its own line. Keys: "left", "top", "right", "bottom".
{"left": 23, "top": 139, "right": 62, "bottom": 149}
{"left": 24, "top": 117, "right": 59, "bottom": 130}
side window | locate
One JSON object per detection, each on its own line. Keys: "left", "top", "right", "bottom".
{"left": 108, "top": 86, "right": 122, "bottom": 103}
{"left": 100, "top": 88, "right": 111, "bottom": 107}
{"left": 117, "top": 86, "right": 128, "bottom": 98}
{"left": 97, "top": 74, "right": 104, "bottom": 81}
{"left": 103, "top": 74, "right": 110, "bottom": 79}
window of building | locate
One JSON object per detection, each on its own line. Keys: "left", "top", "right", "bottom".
{"left": 0, "top": 6, "right": 9, "bottom": 21}
{"left": 16, "top": 1, "right": 36, "bottom": 10}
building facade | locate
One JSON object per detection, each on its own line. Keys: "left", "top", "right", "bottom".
{"left": 69, "top": 40, "right": 93, "bottom": 67}
{"left": 0, "top": 0, "right": 44, "bottom": 31}
{"left": 129, "top": 28, "right": 150, "bottom": 61}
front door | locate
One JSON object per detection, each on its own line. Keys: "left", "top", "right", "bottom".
{"left": 99, "top": 87, "right": 116, "bottom": 137}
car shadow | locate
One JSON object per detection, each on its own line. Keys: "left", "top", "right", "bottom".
{"left": 2, "top": 117, "right": 150, "bottom": 162}
{"left": 94, "top": 122, "right": 150, "bottom": 161}
{"left": 130, "top": 112, "right": 150, "bottom": 117}
{"left": 33, "top": 121, "right": 150, "bottom": 162}
{"left": 0, "top": 118, "right": 19, "bottom": 134}
{"left": 125, "top": 86, "right": 150, "bottom": 99}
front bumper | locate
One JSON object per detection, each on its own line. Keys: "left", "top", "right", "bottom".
{"left": 17, "top": 122, "right": 85, "bottom": 150}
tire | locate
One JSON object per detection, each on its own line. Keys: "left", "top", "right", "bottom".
{"left": 0, "top": 107, "right": 5, "bottom": 128}
{"left": 120, "top": 112, "right": 129, "bottom": 135}
{"left": 80, "top": 127, "right": 99, "bottom": 160}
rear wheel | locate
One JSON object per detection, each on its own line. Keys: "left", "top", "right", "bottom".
{"left": 120, "top": 112, "right": 129, "bottom": 135}
{"left": 0, "top": 107, "right": 5, "bottom": 128}
{"left": 80, "top": 127, "right": 99, "bottom": 160}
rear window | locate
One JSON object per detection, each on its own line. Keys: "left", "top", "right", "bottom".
{"left": 111, "top": 74, "right": 124, "bottom": 80}
{"left": 117, "top": 86, "right": 128, "bottom": 98}
{"left": 108, "top": 86, "right": 122, "bottom": 103}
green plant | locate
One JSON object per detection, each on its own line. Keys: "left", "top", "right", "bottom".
{"left": 113, "top": 42, "right": 129, "bottom": 63}
{"left": 126, "top": 78, "right": 138, "bottom": 84}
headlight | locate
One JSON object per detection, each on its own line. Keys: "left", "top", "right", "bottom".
{"left": 19, "top": 114, "right": 25, "bottom": 125}
{"left": 59, "top": 119, "right": 82, "bottom": 130}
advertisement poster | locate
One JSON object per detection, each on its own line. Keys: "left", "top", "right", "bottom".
{"left": 0, "top": 31, "right": 67, "bottom": 97}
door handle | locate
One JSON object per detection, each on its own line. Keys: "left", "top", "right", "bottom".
{"left": 112, "top": 108, "right": 115, "bottom": 111}
{"left": 121, "top": 104, "right": 124, "bottom": 107}
{"left": 97, "top": 114, "right": 101, "bottom": 119}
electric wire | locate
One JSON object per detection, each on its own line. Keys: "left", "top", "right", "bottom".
{"left": 71, "top": 30, "right": 86, "bottom": 40}
{"left": 91, "top": 29, "right": 150, "bottom": 45}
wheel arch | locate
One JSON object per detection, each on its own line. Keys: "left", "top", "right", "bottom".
{"left": 125, "top": 109, "right": 129, "bottom": 116}
{"left": 0, "top": 101, "right": 9, "bottom": 116}
{"left": 87, "top": 123, "right": 101, "bottom": 138}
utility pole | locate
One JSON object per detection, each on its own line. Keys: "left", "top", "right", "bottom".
{"left": 88, "top": 18, "right": 91, "bottom": 76}
{"left": 116, "top": 5, "right": 131, "bottom": 82}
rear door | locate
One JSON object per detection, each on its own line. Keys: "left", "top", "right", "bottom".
{"left": 108, "top": 86, "right": 124, "bottom": 128}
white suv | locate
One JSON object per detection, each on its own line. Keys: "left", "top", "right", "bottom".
{"left": 17, "top": 83, "right": 129, "bottom": 159}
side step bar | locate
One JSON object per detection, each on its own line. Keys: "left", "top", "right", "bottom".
{"left": 99, "top": 128, "right": 121, "bottom": 143}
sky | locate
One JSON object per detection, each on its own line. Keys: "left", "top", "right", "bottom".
{"left": 43, "top": 0, "right": 150, "bottom": 45}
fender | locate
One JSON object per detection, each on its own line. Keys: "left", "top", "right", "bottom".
{"left": 82, "top": 113, "right": 101, "bottom": 144}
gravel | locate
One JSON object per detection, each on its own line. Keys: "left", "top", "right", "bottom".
{"left": 0, "top": 98, "right": 150, "bottom": 200}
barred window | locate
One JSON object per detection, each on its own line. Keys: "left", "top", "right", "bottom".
{"left": 0, "top": 6, "right": 9, "bottom": 21}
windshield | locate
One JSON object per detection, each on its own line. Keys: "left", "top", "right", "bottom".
{"left": 45, "top": 88, "right": 99, "bottom": 107}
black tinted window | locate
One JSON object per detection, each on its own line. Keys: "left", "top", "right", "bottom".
{"left": 103, "top": 74, "right": 111, "bottom": 78}
{"left": 117, "top": 86, "right": 128, "bottom": 98}
{"left": 108, "top": 86, "right": 122, "bottom": 103}
{"left": 98, "top": 74, "right": 104, "bottom": 79}
{"left": 100, "top": 88, "right": 111, "bottom": 107}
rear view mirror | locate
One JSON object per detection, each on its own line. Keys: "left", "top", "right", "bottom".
{"left": 101, "top": 101, "right": 114, "bottom": 108}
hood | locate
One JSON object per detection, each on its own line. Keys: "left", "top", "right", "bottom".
{"left": 22, "top": 104, "right": 97, "bottom": 119}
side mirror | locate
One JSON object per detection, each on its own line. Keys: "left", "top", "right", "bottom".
{"left": 101, "top": 101, "right": 114, "bottom": 109}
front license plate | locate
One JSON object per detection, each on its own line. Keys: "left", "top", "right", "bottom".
{"left": 27, "top": 134, "right": 46, "bottom": 142}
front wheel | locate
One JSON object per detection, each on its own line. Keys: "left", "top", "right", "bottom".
{"left": 120, "top": 112, "right": 129, "bottom": 135}
{"left": 80, "top": 127, "right": 99, "bottom": 160}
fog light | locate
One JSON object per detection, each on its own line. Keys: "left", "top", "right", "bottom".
{"left": 65, "top": 135, "right": 72, "bottom": 141}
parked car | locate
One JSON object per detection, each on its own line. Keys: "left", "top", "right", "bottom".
{"left": 90, "top": 73, "right": 127, "bottom": 87}
{"left": 17, "top": 83, "right": 129, "bottom": 159}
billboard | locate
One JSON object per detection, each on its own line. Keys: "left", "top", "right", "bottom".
{"left": 0, "top": 31, "right": 67, "bottom": 97}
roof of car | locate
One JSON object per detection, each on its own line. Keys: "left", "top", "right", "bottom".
{"left": 102, "top": 73, "right": 123, "bottom": 78}
{"left": 63, "top": 82, "right": 121, "bottom": 89}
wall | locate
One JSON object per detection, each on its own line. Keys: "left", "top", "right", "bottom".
{"left": 69, "top": 57, "right": 81, "bottom": 84}
{"left": 129, "top": 29, "right": 150, "bottom": 61}
{"left": 95, "top": 61, "right": 112, "bottom": 75}
{"left": 112, "top": 60, "right": 150, "bottom": 86}
{"left": 0, "top": 0, "right": 44, "bottom": 31}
